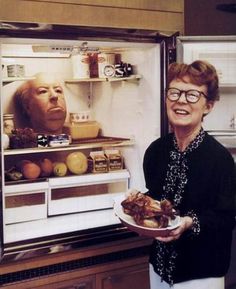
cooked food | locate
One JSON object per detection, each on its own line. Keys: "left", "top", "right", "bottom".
{"left": 121, "top": 192, "right": 176, "bottom": 228}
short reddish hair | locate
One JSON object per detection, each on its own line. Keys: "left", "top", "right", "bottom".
{"left": 167, "top": 60, "right": 219, "bottom": 101}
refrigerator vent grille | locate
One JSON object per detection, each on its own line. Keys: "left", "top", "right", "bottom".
{"left": 0, "top": 246, "right": 149, "bottom": 286}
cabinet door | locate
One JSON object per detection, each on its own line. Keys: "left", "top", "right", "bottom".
{"left": 35, "top": 275, "right": 95, "bottom": 289}
{"left": 96, "top": 263, "right": 150, "bottom": 289}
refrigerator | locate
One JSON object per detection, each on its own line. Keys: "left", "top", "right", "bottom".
{"left": 0, "top": 24, "right": 176, "bottom": 264}
{"left": 0, "top": 24, "right": 236, "bottom": 288}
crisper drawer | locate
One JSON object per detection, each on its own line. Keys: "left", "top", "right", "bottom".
{"left": 4, "top": 182, "right": 48, "bottom": 224}
{"left": 48, "top": 170, "right": 130, "bottom": 216}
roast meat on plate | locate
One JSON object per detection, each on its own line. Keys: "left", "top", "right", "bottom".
{"left": 121, "top": 192, "right": 177, "bottom": 228}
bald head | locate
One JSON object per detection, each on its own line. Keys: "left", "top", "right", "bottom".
{"left": 14, "top": 73, "right": 67, "bottom": 134}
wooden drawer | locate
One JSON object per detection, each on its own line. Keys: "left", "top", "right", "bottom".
{"left": 34, "top": 275, "right": 95, "bottom": 289}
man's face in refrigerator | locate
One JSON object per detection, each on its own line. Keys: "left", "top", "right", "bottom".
{"left": 166, "top": 76, "right": 214, "bottom": 132}
{"left": 20, "top": 73, "right": 67, "bottom": 134}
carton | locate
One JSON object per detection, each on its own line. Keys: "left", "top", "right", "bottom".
{"left": 88, "top": 151, "right": 108, "bottom": 173}
{"left": 105, "top": 149, "right": 123, "bottom": 171}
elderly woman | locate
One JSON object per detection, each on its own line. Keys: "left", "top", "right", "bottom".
{"left": 143, "top": 60, "right": 236, "bottom": 288}
{"left": 14, "top": 72, "right": 67, "bottom": 134}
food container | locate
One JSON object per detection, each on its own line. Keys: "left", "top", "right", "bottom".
{"left": 48, "top": 134, "right": 70, "bottom": 147}
{"left": 3, "top": 113, "right": 15, "bottom": 135}
{"left": 69, "top": 111, "right": 91, "bottom": 123}
{"left": 105, "top": 149, "right": 123, "bottom": 171}
{"left": 63, "top": 121, "right": 100, "bottom": 140}
{"left": 98, "top": 53, "right": 115, "bottom": 78}
{"left": 88, "top": 151, "right": 108, "bottom": 173}
{"left": 71, "top": 53, "right": 90, "bottom": 79}
{"left": 7, "top": 64, "right": 25, "bottom": 77}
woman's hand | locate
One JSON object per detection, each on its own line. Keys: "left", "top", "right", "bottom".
{"left": 155, "top": 216, "right": 193, "bottom": 242}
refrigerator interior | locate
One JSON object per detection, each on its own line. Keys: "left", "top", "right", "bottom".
{"left": 0, "top": 38, "right": 161, "bottom": 243}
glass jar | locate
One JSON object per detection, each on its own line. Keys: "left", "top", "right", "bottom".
{"left": 3, "top": 114, "right": 15, "bottom": 135}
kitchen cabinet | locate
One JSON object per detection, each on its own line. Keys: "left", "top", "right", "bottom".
{"left": 96, "top": 263, "right": 149, "bottom": 289}
{"left": 0, "top": 236, "right": 151, "bottom": 288}
{"left": 26, "top": 262, "right": 149, "bottom": 289}
{"left": 0, "top": 0, "right": 184, "bottom": 33}
{"left": 184, "top": 0, "right": 236, "bottom": 36}
{"left": 33, "top": 275, "right": 95, "bottom": 289}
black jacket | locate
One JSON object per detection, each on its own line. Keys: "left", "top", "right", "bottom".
{"left": 143, "top": 132, "right": 236, "bottom": 284}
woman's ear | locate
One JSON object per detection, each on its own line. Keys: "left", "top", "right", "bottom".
{"left": 202, "top": 101, "right": 215, "bottom": 120}
{"left": 204, "top": 101, "right": 215, "bottom": 116}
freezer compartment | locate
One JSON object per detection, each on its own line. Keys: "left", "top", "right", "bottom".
{"left": 48, "top": 170, "right": 130, "bottom": 215}
{"left": 4, "top": 182, "right": 48, "bottom": 224}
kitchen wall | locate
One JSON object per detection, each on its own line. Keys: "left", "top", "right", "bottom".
{"left": 184, "top": 0, "right": 236, "bottom": 35}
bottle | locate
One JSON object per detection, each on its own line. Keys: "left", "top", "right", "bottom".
{"left": 71, "top": 53, "right": 90, "bottom": 79}
{"left": 3, "top": 114, "right": 15, "bottom": 135}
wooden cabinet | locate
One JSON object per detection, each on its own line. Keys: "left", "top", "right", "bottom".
{"left": 30, "top": 262, "right": 149, "bottom": 289}
{"left": 96, "top": 263, "right": 149, "bottom": 289}
{"left": 0, "top": 257, "right": 150, "bottom": 289}
{"left": 0, "top": 0, "right": 184, "bottom": 33}
{"left": 0, "top": 237, "right": 152, "bottom": 289}
{"left": 35, "top": 275, "right": 95, "bottom": 289}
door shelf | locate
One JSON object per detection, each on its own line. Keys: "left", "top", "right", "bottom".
{"left": 4, "top": 170, "right": 130, "bottom": 192}
{"left": 4, "top": 137, "right": 135, "bottom": 156}
{"left": 49, "top": 169, "right": 130, "bottom": 188}
{"left": 65, "top": 74, "right": 142, "bottom": 84}
{"left": 2, "top": 76, "right": 35, "bottom": 85}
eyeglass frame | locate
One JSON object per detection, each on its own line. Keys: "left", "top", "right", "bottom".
{"left": 166, "top": 87, "right": 208, "bottom": 104}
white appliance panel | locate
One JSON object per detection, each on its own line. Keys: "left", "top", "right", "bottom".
{"left": 178, "top": 38, "right": 236, "bottom": 134}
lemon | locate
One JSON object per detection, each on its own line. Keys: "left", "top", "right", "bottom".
{"left": 53, "top": 162, "right": 68, "bottom": 177}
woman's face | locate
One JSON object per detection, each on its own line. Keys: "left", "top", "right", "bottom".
{"left": 166, "top": 76, "right": 214, "bottom": 132}
{"left": 27, "top": 74, "right": 67, "bottom": 134}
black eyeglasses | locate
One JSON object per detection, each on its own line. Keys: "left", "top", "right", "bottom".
{"left": 166, "top": 88, "right": 208, "bottom": 104}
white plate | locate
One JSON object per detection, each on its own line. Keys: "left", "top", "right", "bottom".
{"left": 113, "top": 197, "right": 181, "bottom": 237}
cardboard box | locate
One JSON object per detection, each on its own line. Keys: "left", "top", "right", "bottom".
{"left": 88, "top": 151, "right": 108, "bottom": 173}
{"left": 105, "top": 149, "right": 123, "bottom": 171}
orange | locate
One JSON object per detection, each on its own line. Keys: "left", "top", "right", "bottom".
{"left": 22, "top": 162, "right": 41, "bottom": 179}
{"left": 16, "top": 159, "right": 31, "bottom": 171}
{"left": 39, "top": 158, "right": 53, "bottom": 177}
